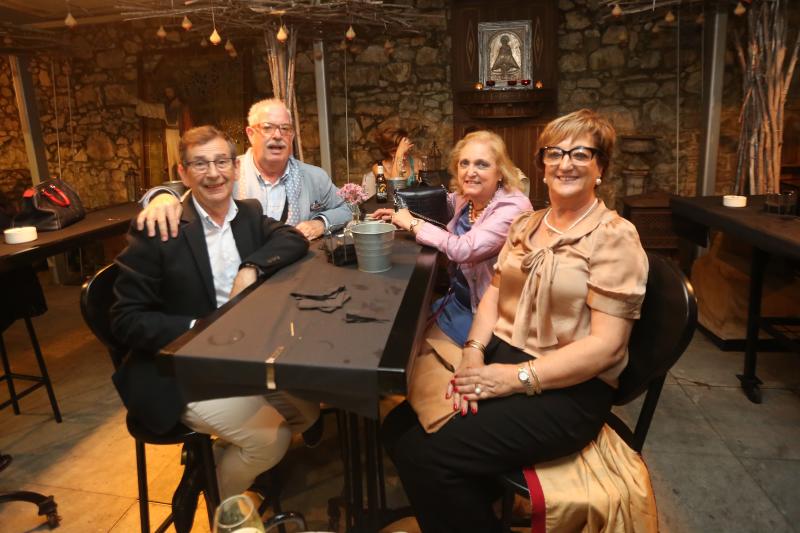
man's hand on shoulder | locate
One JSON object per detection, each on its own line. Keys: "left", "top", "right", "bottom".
{"left": 136, "top": 193, "right": 183, "bottom": 241}
{"left": 229, "top": 266, "right": 259, "bottom": 299}
{"left": 295, "top": 219, "right": 325, "bottom": 240}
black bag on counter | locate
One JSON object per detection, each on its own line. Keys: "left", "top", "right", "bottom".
{"left": 13, "top": 178, "right": 86, "bottom": 231}
{"left": 395, "top": 184, "right": 450, "bottom": 227}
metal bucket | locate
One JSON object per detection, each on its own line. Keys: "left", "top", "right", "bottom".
{"left": 350, "top": 222, "right": 395, "bottom": 273}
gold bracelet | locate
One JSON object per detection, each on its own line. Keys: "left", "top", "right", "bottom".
{"left": 527, "top": 360, "right": 542, "bottom": 395}
{"left": 463, "top": 339, "right": 486, "bottom": 354}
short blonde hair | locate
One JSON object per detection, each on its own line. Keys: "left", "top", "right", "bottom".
{"left": 535, "top": 109, "right": 616, "bottom": 178}
{"left": 448, "top": 131, "right": 521, "bottom": 194}
{"left": 247, "top": 98, "right": 292, "bottom": 126}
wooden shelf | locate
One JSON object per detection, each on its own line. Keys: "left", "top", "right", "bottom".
{"left": 456, "top": 88, "right": 555, "bottom": 119}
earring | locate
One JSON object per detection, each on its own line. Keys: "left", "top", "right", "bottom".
{"left": 543, "top": 177, "right": 547, "bottom": 184}
{"left": 595, "top": 178, "right": 602, "bottom": 186}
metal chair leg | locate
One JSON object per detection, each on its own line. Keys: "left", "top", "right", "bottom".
{"left": 24, "top": 318, "right": 62, "bottom": 423}
{"left": 0, "top": 334, "right": 20, "bottom": 415}
{"left": 135, "top": 440, "right": 151, "bottom": 533}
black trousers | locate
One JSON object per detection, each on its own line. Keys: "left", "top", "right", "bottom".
{"left": 381, "top": 336, "right": 613, "bottom": 533}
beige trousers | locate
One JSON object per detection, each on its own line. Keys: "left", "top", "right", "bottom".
{"left": 181, "top": 392, "right": 319, "bottom": 498}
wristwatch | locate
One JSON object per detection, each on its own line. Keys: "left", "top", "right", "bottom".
{"left": 518, "top": 366, "right": 535, "bottom": 396}
{"left": 408, "top": 217, "right": 421, "bottom": 233}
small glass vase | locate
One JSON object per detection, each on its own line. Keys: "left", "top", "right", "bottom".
{"left": 344, "top": 203, "right": 361, "bottom": 236}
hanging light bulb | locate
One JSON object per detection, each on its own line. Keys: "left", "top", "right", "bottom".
{"left": 339, "top": 39, "right": 348, "bottom": 50}
{"left": 345, "top": 25, "right": 356, "bottom": 41}
{"left": 229, "top": 49, "right": 238, "bottom": 58}
{"left": 64, "top": 11, "right": 78, "bottom": 28}
{"left": 209, "top": 28, "right": 221, "bottom": 45}
{"left": 200, "top": 37, "right": 208, "bottom": 47}
{"left": 611, "top": 4, "right": 623, "bottom": 18}
{"left": 277, "top": 24, "right": 288, "bottom": 43}
{"left": 652, "top": 23, "right": 661, "bottom": 33}
{"left": 181, "top": 16, "right": 192, "bottom": 31}
{"left": 156, "top": 25, "right": 167, "bottom": 39}
{"left": 664, "top": 10, "right": 675, "bottom": 23}
{"left": 696, "top": 12, "right": 705, "bottom": 25}
{"left": 224, "top": 39, "right": 234, "bottom": 51}
{"left": 734, "top": 2, "right": 746, "bottom": 16}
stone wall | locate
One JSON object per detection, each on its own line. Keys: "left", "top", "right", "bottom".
{"left": 557, "top": 0, "right": 746, "bottom": 202}
{"left": 1, "top": 26, "right": 147, "bottom": 210}
{"left": 2, "top": 0, "right": 796, "bottom": 209}
{"left": 324, "top": 0, "right": 452, "bottom": 185}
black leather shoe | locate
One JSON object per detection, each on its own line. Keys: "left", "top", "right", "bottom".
{"left": 301, "top": 416, "right": 324, "bottom": 448}
{"left": 172, "top": 446, "right": 204, "bottom": 533}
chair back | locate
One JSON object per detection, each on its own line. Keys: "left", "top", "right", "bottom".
{"left": 80, "top": 263, "right": 126, "bottom": 370}
{"left": 614, "top": 253, "right": 696, "bottom": 405}
{"left": 606, "top": 252, "right": 697, "bottom": 452}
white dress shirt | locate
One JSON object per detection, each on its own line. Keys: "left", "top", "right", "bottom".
{"left": 191, "top": 196, "right": 242, "bottom": 308}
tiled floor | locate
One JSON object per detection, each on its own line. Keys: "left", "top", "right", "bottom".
{"left": 1, "top": 275, "right": 799, "bottom": 532}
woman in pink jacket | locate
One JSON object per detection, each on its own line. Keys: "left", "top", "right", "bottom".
{"left": 374, "top": 130, "right": 532, "bottom": 348}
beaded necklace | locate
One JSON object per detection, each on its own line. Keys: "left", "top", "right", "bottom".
{"left": 543, "top": 198, "right": 599, "bottom": 235}
{"left": 468, "top": 195, "right": 496, "bottom": 224}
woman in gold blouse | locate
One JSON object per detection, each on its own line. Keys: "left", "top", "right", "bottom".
{"left": 381, "top": 109, "right": 649, "bottom": 533}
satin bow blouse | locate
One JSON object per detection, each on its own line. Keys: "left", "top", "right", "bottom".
{"left": 492, "top": 202, "right": 648, "bottom": 385}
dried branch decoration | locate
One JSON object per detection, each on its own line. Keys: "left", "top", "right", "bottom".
{"left": 733, "top": 0, "right": 800, "bottom": 194}
{"left": 118, "top": 0, "right": 444, "bottom": 39}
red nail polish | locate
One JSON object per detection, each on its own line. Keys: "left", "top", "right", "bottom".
{"left": 453, "top": 403, "right": 458, "bottom": 411}
{"left": 471, "top": 406, "right": 477, "bottom": 414}
{"left": 453, "top": 386, "right": 459, "bottom": 392}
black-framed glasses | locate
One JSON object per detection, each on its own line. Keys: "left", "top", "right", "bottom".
{"left": 539, "top": 146, "right": 601, "bottom": 166}
{"left": 184, "top": 157, "right": 234, "bottom": 173}
{"left": 254, "top": 122, "right": 294, "bottom": 136}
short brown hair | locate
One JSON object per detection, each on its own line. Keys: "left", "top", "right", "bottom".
{"left": 179, "top": 126, "right": 237, "bottom": 163}
{"left": 535, "top": 109, "right": 616, "bottom": 177}
{"left": 448, "top": 130, "right": 521, "bottom": 193}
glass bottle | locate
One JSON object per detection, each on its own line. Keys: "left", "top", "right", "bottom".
{"left": 376, "top": 163, "right": 388, "bottom": 203}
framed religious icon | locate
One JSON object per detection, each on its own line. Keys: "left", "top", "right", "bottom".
{"left": 477, "top": 20, "right": 532, "bottom": 88}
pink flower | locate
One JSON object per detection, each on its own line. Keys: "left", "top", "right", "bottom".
{"left": 337, "top": 182, "right": 369, "bottom": 205}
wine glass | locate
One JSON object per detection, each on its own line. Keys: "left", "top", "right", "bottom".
{"left": 213, "top": 494, "right": 265, "bottom": 533}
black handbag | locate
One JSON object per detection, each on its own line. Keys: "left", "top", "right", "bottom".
{"left": 395, "top": 184, "right": 450, "bottom": 227}
{"left": 13, "top": 178, "right": 86, "bottom": 231}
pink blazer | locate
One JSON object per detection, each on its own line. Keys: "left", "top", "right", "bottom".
{"left": 415, "top": 187, "right": 532, "bottom": 311}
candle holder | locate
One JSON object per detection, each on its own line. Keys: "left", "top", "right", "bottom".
{"left": 521, "top": 79, "right": 531, "bottom": 86}
{"left": 485, "top": 79, "right": 496, "bottom": 87}
{"left": 473, "top": 82, "right": 484, "bottom": 90}
{"left": 507, "top": 80, "right": 517, "bottom": 86}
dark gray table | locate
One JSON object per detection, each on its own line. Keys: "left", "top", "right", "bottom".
{"left": 158, "top": 232, "right": 439, "bottom": 531}
{"left": 159, "top": 234, "right": 438, "bottom": 417}
{"left": 0, "top": 202, "right": 139, "bottom": 273}
{"left": 670, "top": 195, "right": 800, "bottom": 403}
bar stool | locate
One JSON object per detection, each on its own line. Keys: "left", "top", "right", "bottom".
{"left": 0, "top": 266, "right": 62, "bottom": 423}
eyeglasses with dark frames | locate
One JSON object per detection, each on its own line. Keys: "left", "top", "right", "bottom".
{"left": 184, "top": 157, "right": 235, "bottom": 173}
{"left": 539, "top": 146, "right": 601, "bottom": 166}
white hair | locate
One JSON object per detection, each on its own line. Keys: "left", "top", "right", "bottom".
{"left": 247, "top": 98, "right": 292, "bottom": 126}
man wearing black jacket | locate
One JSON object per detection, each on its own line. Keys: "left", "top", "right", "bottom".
{"left": 111, "top": 126, "right": 315, "bottom": 499}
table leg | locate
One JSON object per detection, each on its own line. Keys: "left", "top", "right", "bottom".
{"left": 364, "top": 417, "right": 380, "bottom": 530}
{"left": 737, "top": 247, "right": 767, "bottom": 403}
{"left": 348, "top": 412, "right": 364, "bottom": 531}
